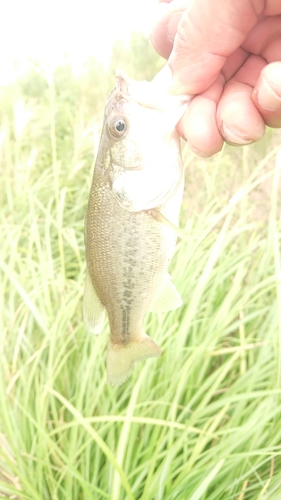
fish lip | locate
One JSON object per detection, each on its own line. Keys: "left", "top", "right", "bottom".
{"left": 114, "top": 68, "right": 190, "bottom": 112}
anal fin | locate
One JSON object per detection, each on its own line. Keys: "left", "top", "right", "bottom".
{"left": 148, "top": 273, "right": 182, "bottom": 313}
{"left": 83, "top": 267, "right": 105, "bottom": 334}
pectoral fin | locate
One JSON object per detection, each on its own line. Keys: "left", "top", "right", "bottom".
{"left": 83, "top": 267, "right": 105, "bottom": 335}
{"left": 149, "top": 273, "right": 182, "bottom": 313}
{"left": 149, "top": 208, "right": 189, "bottom": 240}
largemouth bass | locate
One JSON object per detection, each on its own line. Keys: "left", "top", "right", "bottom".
{"left": 84, "top": 70, "right": 187, "bottom": 386}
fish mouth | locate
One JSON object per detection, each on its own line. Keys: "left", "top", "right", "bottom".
{"left": 113, "top": 68, "right": 189, "bottom": 113}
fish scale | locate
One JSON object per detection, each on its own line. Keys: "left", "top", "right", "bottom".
{"left": 86, "top": 176, "right": 169, "bottom": 339}
{"left": 83, "top": 70, "right": 187, "bottom": 385}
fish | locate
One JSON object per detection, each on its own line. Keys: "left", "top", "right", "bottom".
{"left": 83, "top": 69, "right": 188, "bottom": 386}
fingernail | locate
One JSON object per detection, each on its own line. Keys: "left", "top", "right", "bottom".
{"left": 167, "top": 12, "right": 183, "bottom": 42}
{"left": 221, "top": 123, "right": 252, "bottom": 145}
{"left": 256, "top": 77, "right": 281, "bottom": 111}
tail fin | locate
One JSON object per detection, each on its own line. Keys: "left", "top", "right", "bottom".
{"left": 107, "top": 333, "right": 161, "bottom": 386}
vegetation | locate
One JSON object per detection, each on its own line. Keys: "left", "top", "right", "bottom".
{"left": 1, "top": 34, "right": 281, "bottom": 499}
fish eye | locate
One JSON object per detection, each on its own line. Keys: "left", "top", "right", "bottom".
{"left": 109, "top": 117, "right": 127, "bottom": 138}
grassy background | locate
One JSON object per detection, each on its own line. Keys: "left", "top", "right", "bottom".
{"left": 1, "top": 35, "right": 281, "bottom": 499}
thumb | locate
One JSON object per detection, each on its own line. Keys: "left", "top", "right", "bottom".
{"left": 167, "top": 0, "right": 262, "bottom": 94}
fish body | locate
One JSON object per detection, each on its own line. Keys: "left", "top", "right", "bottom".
{"left": 84, "top": 70, "right": 187, "bottom": 385}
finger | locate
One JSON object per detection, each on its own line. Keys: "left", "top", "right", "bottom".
{"left": 154, "top": 0, "right": 281, "bottom": 13}
{"left": 150, "top": 0, "right": 189, "bottom": 59}
{"left": 217, "top": 55, "right": 266, "bottom": 145}
{"left": 262, "top": 33, "right": 281, "bottom": 63}
{"left": 252, "top": 61, "right": 281, "bottom": 128}
{"left": 242, "top": 15, "right": 281, "bottom": 54}
{"left": 178, "top": 77, "right": 224, "bottom": 157}
{"left": 221, "top": 47, "right": 249, "bottom": 82}
{"left": 167, "top": 0, "right": 263, "bottom": 95}
{"left": 264, "top": 1, "right": 281, "bottom": 16}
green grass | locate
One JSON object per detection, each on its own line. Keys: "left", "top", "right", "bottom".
{"left": 1, "top": 54, "right": 281, "bottom": 500}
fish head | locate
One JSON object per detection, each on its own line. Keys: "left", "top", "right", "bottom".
{"left": 103, "top": 70, "right": 190, "bottom": 211}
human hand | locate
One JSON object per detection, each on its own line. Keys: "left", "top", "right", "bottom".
{"left": 150, "top": 0, "right": 281, "bottom": 157}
